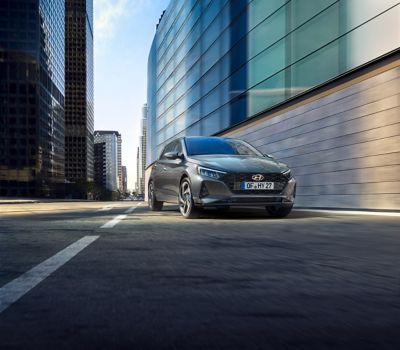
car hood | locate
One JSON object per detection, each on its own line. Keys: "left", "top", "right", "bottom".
{"left": 188, "top": 155, "right": 288, "bottom": 173}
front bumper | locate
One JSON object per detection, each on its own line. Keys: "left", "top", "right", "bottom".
{"left": 191, "top": 174, "right": 296, "bottom": 208}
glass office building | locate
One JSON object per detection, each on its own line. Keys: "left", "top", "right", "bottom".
{"left": 94, "top": 131, "right": 120, "bottom": 192}
{"left": 147, "top": 0, "right": 400, "bottom": 164}
{"left": 0, "top": 0, "right": 66, "bottom": 196}
{"left": 65, "top": 0, "right": 94, "bottom": 185}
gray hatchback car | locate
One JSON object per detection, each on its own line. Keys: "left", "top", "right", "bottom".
{"left": 148, "top": 136, "right": 296, "bottom": 219}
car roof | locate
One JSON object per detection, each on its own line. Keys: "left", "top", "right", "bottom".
{"left": 183, "top": 136, "right": 233, "bottom": 141}
{"left": 163, "top": 136, "right": 235, "bottom": 149}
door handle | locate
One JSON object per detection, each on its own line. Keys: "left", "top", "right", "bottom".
{"left": 163, "top": 167, "right": 167, "bottom": 171}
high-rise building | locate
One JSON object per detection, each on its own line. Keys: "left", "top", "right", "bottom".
{"left": 117, "top": 133, "right": 122, "bottom": 192}
{"left": 64, "top": 0, "right": 94, "bottom": 185}
{"left": 147, "top": 1, "right": 400, "bottom": 210}
{"left": 138, "top": 104, "right": 147, "bottom": 194}
{"left": 121, "top": 165, "right": 127, "bottom": 194}
{"left": 135, "top": 146, "right": 139, "bottom": 194}
{"left": 0, "top": 0, "right": 66, "bottom": 197}
{"left": 94, "top": 130, "right": 120, "bottom": 192}
{"left": 94, "top": 141, "right": 106, "bottom": 188}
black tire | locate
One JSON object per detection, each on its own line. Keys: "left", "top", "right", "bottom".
{"left": 266, "top": 205, "right": 293, "bottom": 218}
{"left": 148, "top": 181, "right": 163, "bottom": 211}
{"left": 179, "top": 178, "right": 202, "bottom": 219}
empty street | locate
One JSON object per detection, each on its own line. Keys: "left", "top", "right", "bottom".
{"left": 0, "top": 201, "right": 399, "bottom": 349}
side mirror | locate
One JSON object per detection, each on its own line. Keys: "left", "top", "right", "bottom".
{"left": 164, "top": 151, "right": 183, "bottom": 160}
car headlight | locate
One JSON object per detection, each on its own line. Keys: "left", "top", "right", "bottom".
{"left": 198, "top": 166, "right": 226, "bottom": 179}
{"left": 282, "top": 169, "right": 292, "bottom": 179}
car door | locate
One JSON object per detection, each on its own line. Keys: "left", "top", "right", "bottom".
{"left": 165, "top": 140, "right": 184, "bottom": 199}
{"left": 153, "top": 143, "right": 173, "bottom": 201}
{"left": 159, "top": 140, "right": 184, "bottom": 202}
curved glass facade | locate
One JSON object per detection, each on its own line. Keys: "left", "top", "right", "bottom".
{"left": 147, "top": 0, "right": 400, "bottom": 163}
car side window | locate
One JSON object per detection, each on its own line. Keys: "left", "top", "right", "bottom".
{"left": 160, "top": 142, "right": 174, "bottom": 160}
{"left": 172, "top": 140, "right": 183, "bottom": 155}
{"left": 159, "top": 140, "right": 183, "bottom": 160}
{"left": 159, "top": 146, "right": 168, "bottom": 160}
{"left": 233, "top": 141, "right": 255, "bottom": 155}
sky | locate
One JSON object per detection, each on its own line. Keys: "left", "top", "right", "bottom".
{"left": 94, "top": 0, "right": 170, "bottom": 191}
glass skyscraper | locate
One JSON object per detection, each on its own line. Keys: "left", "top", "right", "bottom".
{"left": 138, "top": 103, "right": 147, "bottom": 195}
{"left": 94, "top": 130, "right": 120, "bottom": 192}
{"left": 65, "top": 0, "right": 94, "bottom": 185}
{"left": 0, "top": 0, "right": 66, "bottom": 197}
{"left": 147, "top": 0, "right": 400, "bottom": 209}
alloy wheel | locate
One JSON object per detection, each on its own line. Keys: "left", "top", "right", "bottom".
{"left": 179, "top": 180, "right": 192, "bottom": 216}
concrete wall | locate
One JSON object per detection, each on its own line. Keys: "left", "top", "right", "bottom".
{"left": 222, "top": 64, "right": 400, "bottom": 210}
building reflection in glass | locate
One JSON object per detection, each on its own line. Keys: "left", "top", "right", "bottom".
{"left": 147, "top": 0, "right": 399, "bottom": 164}
{"left": 0, "top": 0, "right": 65, "bottom": 197}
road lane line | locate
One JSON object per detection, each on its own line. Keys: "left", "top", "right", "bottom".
{"left": 97, "top": 206, "right": 112, "bottom": 212}
{"left": 0, "top": 235, "right": 99, "bottom": 314}
{"left": 100, "top": 214, "right": 127, "bottom": 228}
{"left": 124, "top": 203, "right": 142, "bottom": 214}
{"left": 100, "top": 203, "right": 141, "bottom": 228}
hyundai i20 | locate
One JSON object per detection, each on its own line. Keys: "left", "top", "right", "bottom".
{"left": 148, "top": 136, "right": 296, "bottom": 219}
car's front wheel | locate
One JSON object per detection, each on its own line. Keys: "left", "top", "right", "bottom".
{"left": 266, "top": 205, "right": 293, "bottom": 218}
{"left": 179, "top": 178, "right": 201, "bottom": 219}
{"left": 148, "top": 181, "right": 163, "bottom": 211}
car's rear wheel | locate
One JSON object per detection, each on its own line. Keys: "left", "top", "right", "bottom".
{"left": 148, "top": 181, "right": 163, "bottom": 211}
{"left": 266, "top": 205, "right": 293, "bottom": 218}
{"left": 179, "top": 178, "right": 201, "bottom": 219}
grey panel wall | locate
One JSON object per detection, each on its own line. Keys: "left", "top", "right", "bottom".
{"left": 223, "top": 66, "right": 400, "bottom": 210}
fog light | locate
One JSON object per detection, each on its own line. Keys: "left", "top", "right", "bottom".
{"left": 199, "top": 183, "right": 209, "bottom": 198}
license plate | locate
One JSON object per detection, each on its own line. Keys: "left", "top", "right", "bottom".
{"left": 241, "top": 182, "right": 274, "bottom": 190}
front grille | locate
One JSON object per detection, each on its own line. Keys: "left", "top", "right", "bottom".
{"left": 221, "top": 173, "right": 288, "bottom": 195}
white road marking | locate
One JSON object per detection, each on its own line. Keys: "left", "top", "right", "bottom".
{"left": 100, "top": 203, "right": 142, "bottom": 228}
{"left": 0, "top": 235, "right": 99, "bottom": 314}
{"left": 124, "top": 202, "right": 142, "bottom": 214}
{"left": 100, "top": 214, "right": 127, "bottom": 228}
{"left": 97, "top": 206, "right": 112, "bottom": 212}
{"left": 295, "top": 209, "right": 400, "bottom": 218}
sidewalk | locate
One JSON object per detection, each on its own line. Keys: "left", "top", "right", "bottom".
{"left": 294, "top": 208, "right": 400, "bottom": 217}
{"left": 0, "top": 198, "right": 39, "bottom": 205}
{"left": 0, "top": 198, "right": 96, "bottom": 205}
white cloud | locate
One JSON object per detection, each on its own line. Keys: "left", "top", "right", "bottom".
{"left": 94, "top": 0, "right": 148, "bottom": 40}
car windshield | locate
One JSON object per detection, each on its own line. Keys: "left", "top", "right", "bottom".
{"left": 185, "top": 138, "right": 263, "bottom": 156}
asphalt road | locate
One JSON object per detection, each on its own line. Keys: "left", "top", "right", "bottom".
{"left": 0, "top": 201, "right": 399, "bottom": 350}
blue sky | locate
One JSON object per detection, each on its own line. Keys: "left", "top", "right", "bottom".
{"left": 94, "top": 0, "right": 170, "bottom": 190}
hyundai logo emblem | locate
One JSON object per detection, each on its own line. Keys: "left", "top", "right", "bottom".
{"left": 252, "top": 174, "right": 264, "bottom": 181}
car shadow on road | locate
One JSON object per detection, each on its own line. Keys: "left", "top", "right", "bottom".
{"left": 161, "top": 206, "right": 328, "bottom": 220}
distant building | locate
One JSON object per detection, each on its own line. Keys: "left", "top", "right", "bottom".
{"left": 121, "top": 166, "right": 127, "bottom": 194}
{"left": 135, "top": 147, "right": 140, "bottom": 194}
{"left": 0, "top": 0, "right": 66, "bottom": 197}
{"left": 94, "top": 131, "right": 120, "bottom": 192}
{"left": 64, "top": 0, "right": 94, "bottom": 185}
{"left": 117, "top": 133, "right": 122, "bottom": 192}
{"left": 94, "top": 142, "right": 106, "bottom": 188}
{"left": 137, "top": 104, "right": 147, "bottom": 195}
